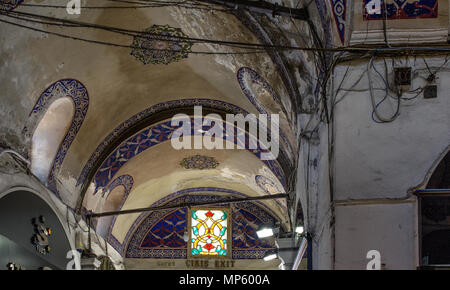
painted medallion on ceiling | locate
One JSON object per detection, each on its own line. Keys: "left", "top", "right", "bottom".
{"left": 24, "top": 79, "right": 89, "bottom": 200}
{"left": 330, "top": 0, "right": 346, "bottom": 44}
{"left": 92, "top": 117, "right": 286, "bottom": 192}
{"left": 180, "top": 155, "right": 219, "bottom": 170}
{"left": 130, "top": 24, "right": 193, "bottom": 65}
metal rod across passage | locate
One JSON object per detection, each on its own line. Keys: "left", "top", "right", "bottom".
{"left": 196, "top": 0, "right": 309, "bottom": 20}
{"left": 86, "top": 193, "right": 289, "bottom": 218}
{"left": 414, "top": 189, "right": 450, "bottom": 195}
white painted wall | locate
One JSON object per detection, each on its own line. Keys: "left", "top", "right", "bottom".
{"left": 328, "top": 56, "right": 450, "bottom": 269}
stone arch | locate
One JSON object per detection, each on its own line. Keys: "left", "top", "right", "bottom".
{"left": 0, "top": 186, "right": 76, "bottom": 258}
{"left": 30, "top": 97, "right": 74, "bottom": 183}
{"left": 91, "top": 116, "right": 286, "bottom": 193}
{"left": 95, "top": 175, "right": 134, "bottom": 238}
{"left": 410, "top": 145, "right": 450, "bottom": 192}
{"left": 76, "top": 99, "right": 294, "bottom": 212}
{"left": 0, "top": 0, "right": 23, "bottom": 11}
{"left": 426, "top": 147, "right": 450, "bottom": 189}
{"left": 77, "top": 98, "right": 290, "bottom": 188}
{"left": 237, "top": 67, "right": 295, "bottom": 163}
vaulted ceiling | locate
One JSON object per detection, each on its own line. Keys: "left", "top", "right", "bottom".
{"left": 0, "top": 0, "right": 337, "bottom": 258}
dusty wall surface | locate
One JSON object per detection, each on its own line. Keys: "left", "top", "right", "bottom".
{"left": 328, "top": 56, "right": 450, "bottom": 269}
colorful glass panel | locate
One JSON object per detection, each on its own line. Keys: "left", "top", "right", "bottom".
{"left": 190, "top": 209, "right": 229, "bottom": 256}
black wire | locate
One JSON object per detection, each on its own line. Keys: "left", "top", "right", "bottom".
{"left": 0, "top": 8, "right": 373, "bottom": 53}
{"left": 3, "top": 4, "right": 450, "bottom": 55}
{"left": 3, "top": 10, "right": 265, "bottom": 51}
{"left": 0, "top": 17, "right": 268, "bottom": 55}
{"left": 19, "top": 0, "right": 233, "bottom": 12}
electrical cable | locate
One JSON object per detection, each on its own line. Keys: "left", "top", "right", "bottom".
{"left": 3, "top": 8, "right": 450, "bottom": 55}
{"left": 19, "top": 0, "right": 233, "bottom": 12}
{"left": 0, "top": 17, "right": 268, "bottom": 55}
{"left": 0, "top": 8, "right": 400, "bottom": 54}
{"left": 368, "top": 55, "right": 400, "bottom": 123}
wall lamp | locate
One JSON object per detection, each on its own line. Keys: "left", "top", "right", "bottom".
{"left": 262, "top": 247, "right": 303, "bottom": 262}
{"left": 263, "top": 250, "right": 278, "bottom": 261}
{"left": 257, "top": 223, "right": 305, "bottom": 238}
{"left": 256, "top": 223, "right": 279, "bottom": 238}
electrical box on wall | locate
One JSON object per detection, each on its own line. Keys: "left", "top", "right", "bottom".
{"left": 394, "top": 67, "right": 412, "bottom": 86}
{"left": 424, "top": 85, "right": 438, "bottom": 99}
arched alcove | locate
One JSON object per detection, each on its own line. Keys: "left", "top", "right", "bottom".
{"left": 0, "top": 190, "right": 72, "bottom": 269}
{"left": 30, "top": 97, "right": 74, "bottom": 183}
{"left": 97, "top": 186, "right": 126, "bottom": 238}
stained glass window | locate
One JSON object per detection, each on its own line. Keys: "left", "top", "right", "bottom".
{"left": 189, "top": 208, "right": 229, "bottom": 257}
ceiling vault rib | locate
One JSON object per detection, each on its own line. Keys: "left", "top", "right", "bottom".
{"left": 75, "top": 106, "right": 293, "bottom": 214}
{"left": 87, "top": 193, "right": 289, "bottom": 218}
{"left": 75, "top": 106, "right": 244, "bottom": 213}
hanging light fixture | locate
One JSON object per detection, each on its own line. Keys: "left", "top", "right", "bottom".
{"left": 183, "top": 229, "right": 189, "bottom": 242}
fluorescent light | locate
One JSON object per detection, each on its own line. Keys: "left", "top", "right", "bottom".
{"left": 263, "top": 252, "right": 277, "bottom": 261}
{"left": 256, "top": 228, "right": 274, "bottom": 238}
{"left": 295, "top": 226, "right": 304, "bottom": 234}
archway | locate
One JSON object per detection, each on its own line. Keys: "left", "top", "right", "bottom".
{"left": 30, "top": 97, "right": 74, "bottom": 183}
{"left": 0, "top": 190, "right": 72, "bottom": 269}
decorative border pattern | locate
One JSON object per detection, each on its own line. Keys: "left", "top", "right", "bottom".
{"left": 126, "top": 208, "right": 187, "bottom": 258}
{"left": 98, "top": 174, "right": 134, "bottom": 198}
{"left": 317, "top": 0, "right": 334, "bottom": 48}
{"left": 237, "top": 67, "right": 295, "bottom": 164}
{"left": 314, "top": 0, "right": 334, "bottom": 103}
{"left": 363, "top": 0, "right": 438, "bottom": 20}
{"left": 102, "top": 175, "right": 134, "bottom": 239}
{"left": 23, "top": 79, "right": 89, "bottom": 198}
{"left": 124, "top": 194, "right": 276, "bottom": 259}
{"left": 255, "top": 175, "right": 286, "bottom": 212}
{"left": 77, "top": 99, "right": 289, "bottom": 188}
{"left": 108, "top": 187, "right": 283, "bottom": 255}
{"left": 237, "top": 67, "right": 285, "bottom": 116}
{"left": 0, "top": 0, "right": 23, "bottom": 11}
{"left": 92, "top": 117, "right": 286, "bottom": 192}
{"left": 234, "top": 11, "right": 302, "bottom": 115}
{"left": 330, "top": 0, "right": 346, "bottom": 44}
